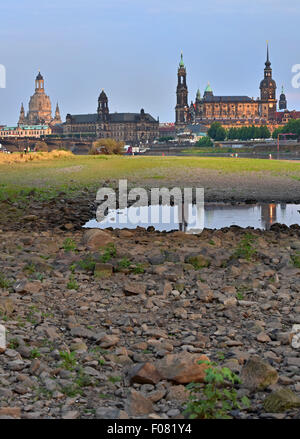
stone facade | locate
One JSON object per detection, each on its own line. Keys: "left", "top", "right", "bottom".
{"left": 176, "top": 45, "right": 284, "bottom": 127}
{"left": 18, "top": 72, "right": 61, "bottom": 127}
{"left": 63, "top": 90, "right": 159, "bottom": 144}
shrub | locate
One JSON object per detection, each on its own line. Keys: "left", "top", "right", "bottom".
{"left": 90, "top": 138, "right": 125, "bottom": 155}
{"left": 184, "top": 361, "right": 250, "bottom": 419}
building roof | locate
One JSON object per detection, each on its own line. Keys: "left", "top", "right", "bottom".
{"left": 66, "top": 112, "right": 157, "bottom": 124}
{"left": 203, "top": 95, "right": 254, "bottom": 103}
{"left": 1, "top": 125, "right": 49, "bottom": 131}
{"left": 275, "top": 110, "right": 300, "bottom": 122}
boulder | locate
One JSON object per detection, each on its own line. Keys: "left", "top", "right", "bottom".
{"left": 128, "top": 362, "right": 162, "bottom": 385}
{"left": 124, "top": 282, "right": 146, "bottom": 296}
{"left": 156, "top": 352, "right": 210, "bottom": 384}
{"left": 240, "top": 355, "right": 278, "bottom": 390}
{"left": 263, "top": 387, "right": 300, "bottom": 413}
{"left": 125, "top": 389, "right": 154, "bottom": 416}
{"left": 82, "top": 229, "right": 114, "bottom": 250}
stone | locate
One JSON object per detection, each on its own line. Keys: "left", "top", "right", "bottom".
{"left": 82, "top": 229, "right": 114, "bottom": 250}
{"left": 0, "top": 324, "right": 6, "bottom": 354}
{"left": 257, "top": 332, "right": 271, "bottom": 343}
{"left": 13, "top": 280, "right": 42, "bottom": 294}
{"left": 124, "top": 282, "right": 146, "bottom": 296}
{"left": 166, "top": 385, "right": 189, "bottom": 402}
{"left": 291, "top": 324, "right": 300, "bottom": 349}
{"left": 240, "top": 356, "right": 278, "bottom": 390}
{"left": 97, "top": 334, "right": 119, "bottom": 348}
{"left": 185, "top": 254, "right": 210, "bottom": 269}
{"left": 125, "top": 389, "right": 154, "bottom": 416}
{"left": 0, "top": 407, "right": 21, "bottom": 418}
{"left": 156, "top": 352, "right": 210, "bottom": 384}
{"left": 263, "top": 387, "right": 300, "bottom": 413}
{"left": 94, "top": 263, "right": 113, "bottom": 279}
{"left": 0, "top": 298, "right": 15, "bottom": 316}
{"left": 62, "top": 411, "right": 80, "bottom": 419}
{"left": 128, "top": 362, "right": 162, "bottom": 385}
{"left": 96, "top": 408, "right": 120, "bottom": 419}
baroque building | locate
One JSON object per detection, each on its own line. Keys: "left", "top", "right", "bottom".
{"left": 18, "top": 71, "right": 61, "bottom": 126}
{"left": 175, "top": 44, "right": 284, "bottom": 127}
{"left": 63, "top": 90, "right": 159, "bottom": 144}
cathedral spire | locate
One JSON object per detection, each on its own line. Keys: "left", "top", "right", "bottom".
{"left": 265, "top": 41, "right": 271, "bottom": 68}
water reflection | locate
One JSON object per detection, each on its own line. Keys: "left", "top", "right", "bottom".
{"left": 84, "top": 203, "right": 300, "bottom": 233}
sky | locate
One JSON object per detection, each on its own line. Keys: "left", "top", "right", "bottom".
{"left": 0, "top": 0, "right": 300, "bottom": 124}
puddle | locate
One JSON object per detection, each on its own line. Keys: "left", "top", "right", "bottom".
{"left": 84, "top": 203, "right": 300, "bottom": 232}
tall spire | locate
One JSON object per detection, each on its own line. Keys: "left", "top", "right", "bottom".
{"left": 265, "top": 41, "right": 271, "bottom": 67}
{"left": 179, "top": 52, "right": 184, "bottom": 68}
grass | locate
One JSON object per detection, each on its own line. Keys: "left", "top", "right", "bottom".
{"left": 0, "top": 153, "right": 300, "bottom": 203}
{"left": 0, "top": 272, "right": 11, "bottom": 289}
{"left": 232, "top": 233, "right": 257, "bottom": 261}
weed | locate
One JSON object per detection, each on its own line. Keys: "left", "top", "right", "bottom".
{"left": 67, "top": 274, "right": 79, "bottom": 290}
{"left": 0, "top": 272, "right": 11, "bottom": 289}
{"left": 117, "top": 258, "right": 131, "bottom": 269}
{"left": 184, "top": 361, "right": 250, "bottom": 419}
{"left": 100, "top": 243, "right": 116, "bottom": 262}
{"left": 78, "top": 255, "right": 96, "bottom": 272}
{"left": 59, "top": 350, "right": 77, "bottom": 370}
{"left": 236, "top": 292, "right": 244, "bottom": 300}
{"left": 108, "top": 375, "right": 122, "bottom": 384}
{"left": 63, "top": 238, "right": 77, "bottom": 252}
{"left": 291, "top": 252, "right": 300, "bottom": 268}
{"left": 30, "top": 348, "right": 41, "bottom": 359}
{"left": 132, "top": 263, "right": 145, "bottom": 274}
{"left": 232, "top": 234, "right": 257, "bottom": 261}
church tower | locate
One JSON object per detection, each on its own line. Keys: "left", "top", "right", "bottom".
{"left": 97, "top": 89, "right": 109, "bottom": 122}
{"left": 18, "top": 103, "right": 26, "bottom": 126}
{"left": 259, "top": 43, "right": 277, "bottom": 120}
{"left": 279, "top": 86, "right": 287, "bottom": 110}
{"left": 52, "top": 102, "right": 62, "bottom": 124}
{"left": 175, "top": 53, "right": 189, "bottom": 126}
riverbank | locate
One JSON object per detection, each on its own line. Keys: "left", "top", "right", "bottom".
{"left": 1, "top": 155, "right": 300, "bottom": 232}
{"left": 1, "top": 225, "right": 300, "bottom": 419}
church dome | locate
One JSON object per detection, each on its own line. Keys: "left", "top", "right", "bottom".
{"left": 205, "top": 83, "right": 213, "bottom": 93}
{"left": 260, "top": 78, "right": 276, "bottom": 89}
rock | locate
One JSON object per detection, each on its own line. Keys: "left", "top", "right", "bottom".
{"left": 82, "top": 229, "right": 114, "bottom": 250}
{"left": 97, "top": 334, "right": 119, "bottom": 348}
{"left": 263, "top": 387, "right": 300, "bottom": 413}
{"left": 0, "top": 324, "right": 6, "bottom": 354}
{"left": 70, "top": 341, "right": 88, "bottom": 353}
{"left": 13, "top": 280, "right": 42, "bottom": 294}
{"left": 291, "top": 324, "right": 300, "bottom": 349}
{"left": 257, "top": 332, "right": 271, "bottom": 343}
{"left": 166, "top": 385, "right": 189, "bottom": 402}
{"left": 0, "top": 407, "right": 21, "bottom": 418}
{"left": 96, "top": 408, "right": 120, "bottom": 419}
{"left": 125, "top": 389, "right": 154, "bottom": 416}
{"left": 0, "top": 298, "right": 15, "bottom": 316}
{"left": 156, "top": 352, "right": 210, "bottom": 384}
{"left": 240, "top": 356, "right": 278, "bottom": 390}
{"left": 124, "top": 282, "right": 146, "bottom": 296}
{"left": 94, "top": 263, "right": 113, "bottom": 279}
{"left": 62, "top": 410, "right": 80, "bottom": 419}
{"left": 128, "top": 362, "right": 162, "bottom": 385}
{"left": 185, "top": 254, "right": 210, "bottom": 269}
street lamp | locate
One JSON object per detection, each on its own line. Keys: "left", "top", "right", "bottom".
{"left": 277, "top": 132, "right": 296, "bottom": 159}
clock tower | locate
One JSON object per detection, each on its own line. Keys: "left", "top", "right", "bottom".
{"left": 175, "top": 53, "right": 189, "bottom": 126}
{"left": 259, "top": 43, "right": 277, "bottom": 120}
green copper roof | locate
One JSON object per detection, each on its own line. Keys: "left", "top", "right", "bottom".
{"left": 205, "top": 82, "right": 212, "bottom": 92}
{"left": 179, "top": 52, "right": 184, "bottom": 67}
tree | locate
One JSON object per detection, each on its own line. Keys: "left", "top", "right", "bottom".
{"left": 258, "top": 125, "right": 271, "bottom": 139}
{"left": 196, "top": 136, "right": 214, "bottom": 147}
{"left": 91, "top": 138, "right": 125, "bottom": 155}
{"left": 214, "top": 126, "right": 226, "bottom": 141}
{"left": 207, "top": 122, "right": 222, "bottom": 139}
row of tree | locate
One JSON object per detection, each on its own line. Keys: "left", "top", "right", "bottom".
{"left": 272, "top": 119, "right": 300, "bottom": 139}
{"left": 206, "top": 122, "right": 271, "bottom": 142}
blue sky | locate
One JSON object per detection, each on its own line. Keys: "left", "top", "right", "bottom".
{"left": 0, "top": 0, "right": 299, "bottom": 124}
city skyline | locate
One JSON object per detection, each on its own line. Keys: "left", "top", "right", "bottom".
{"left": 0, "top": 0, "right": 300, "bottom": 125}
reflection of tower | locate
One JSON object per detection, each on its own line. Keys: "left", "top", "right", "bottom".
{"left": 261, "top": 204, "right": 277, "bottom": 229}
